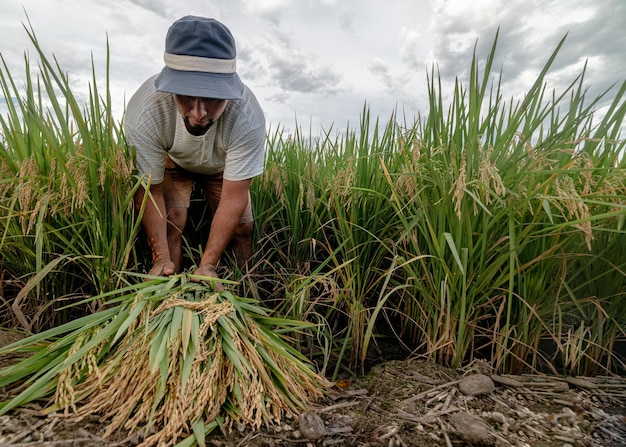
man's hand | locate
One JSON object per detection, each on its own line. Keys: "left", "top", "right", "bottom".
{"left": 192, "top": 265, "right": 224, "bottom": 291}
{"left": 136, "top": 183, "right": 177, "bottom": 278}
{"left": 148, "top": 259, "right": 176, "bottom": 277}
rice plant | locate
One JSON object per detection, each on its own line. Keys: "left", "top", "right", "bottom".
{"left": 0, "top": 20, "right": 143, "bottom": 331}
{"left": 0, "top": 275, "right": 332, "bottom": 447}
{"left": 252, "top": 31, "right": 626, "bottom": 375}
{"left": 361, "top": 36, "right": 625, "bottom": 374}
{"left": 1, "top": 25, "right": 625, "bottom": 447}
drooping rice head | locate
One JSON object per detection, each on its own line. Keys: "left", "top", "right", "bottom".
{"left": 1, "top": 275, "right": 332, "bottom": 447}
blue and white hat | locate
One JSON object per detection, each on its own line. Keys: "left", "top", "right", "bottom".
{"left": 154, "top": 16, "right": 244, "bottom": 100}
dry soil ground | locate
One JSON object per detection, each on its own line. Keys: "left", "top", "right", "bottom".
{"left": 0, "top": 331, "right": 625, "bottom": 447}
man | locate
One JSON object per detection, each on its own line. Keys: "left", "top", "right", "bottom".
{"left": 125, "top": 16, "right": 266, "bottom": 284}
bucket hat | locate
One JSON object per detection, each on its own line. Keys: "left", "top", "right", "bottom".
{"left": 154, "top": 16, "right": 244, "bottom": 100}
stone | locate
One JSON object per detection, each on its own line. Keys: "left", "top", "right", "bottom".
{"left": 449, "top": 412, "right": 495, "bottom": 446}
{"left": 298, "top": 412, "right": 326, "bottom": 441}
{"left": 459, "top": 373, "right": 495, "bottom": 396}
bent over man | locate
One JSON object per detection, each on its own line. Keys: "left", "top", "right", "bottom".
{"left": 125, "top": 16, "right": 266, "bottom": 283}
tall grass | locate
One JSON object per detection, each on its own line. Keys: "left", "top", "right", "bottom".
{"left": 254, "top": 112, "right": 411, "bottom": 372}
{"left": 385, "top": 33, "right": 626, "bottom": 374}
{"left": 0, "top": 22, "right": 142, "bottom": 331}
{"left": 252, "top": 32, "right": 626, "bottom": 375}
{"left": 1, "top": 24, "right": 625, "bottom": 379}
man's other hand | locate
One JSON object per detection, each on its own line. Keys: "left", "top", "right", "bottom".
{"left": 148, "top": 259, "right": 176, "bottom": 277}
{"left": 192, "top": 265, "right": 224, "bottom": 291}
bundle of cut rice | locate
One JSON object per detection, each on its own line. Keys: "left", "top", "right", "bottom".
{"left": 0, "top": 275, "right": 332, "bottom": 447}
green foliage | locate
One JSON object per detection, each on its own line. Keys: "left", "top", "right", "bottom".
{"left": 252, "top": 32, "right": 626, "bottom": 375}
{"left": 0, "top": 20, "right": 143, "bottom": 330}
{"left": 1, "top": 22, "right": 625, "bottom": 387}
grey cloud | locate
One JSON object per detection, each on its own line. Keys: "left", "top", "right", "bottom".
{"left": 368, "top": 58, "right": 421, "bottom": 107}
{"left": 431, "top": 20, "right": 516, "bottom": 79}
{"left": 272, "top": 55, "right": 344, "bottom": 94}
{"left": 261, "top": 26, "right": 347, "bottom": 96}
{"left": 237, "top": 44, "right": 269, "bottom": 82}
{"left": 338, "top": 9, "right": 355, "bottom": 33}
{"left": 128, "top": 0, "right": 170, "bottom": 17}
{"left": 368, "top": 58, "right": 394, "bottom": 88}
{"left": 430, "top": 0, "right": 625, "bottom": 100}
{"left": 551, "top": 1, "right": 626, "bottom": 89}
{"left": 267, "top": 91, "right": 290, "bottom": 104}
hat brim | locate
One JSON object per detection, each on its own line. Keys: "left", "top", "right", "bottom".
{"left": 154, "top": 67, "right": 244, "bottom": 100}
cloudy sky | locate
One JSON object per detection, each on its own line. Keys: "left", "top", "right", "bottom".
{"left": 0, "top": 0, "right": 624, "bottom": 135}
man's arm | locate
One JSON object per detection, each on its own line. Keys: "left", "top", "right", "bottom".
{"left": 135, "top": 183, "right": 176, "bottom": 276}
{"left": 195, "top": 178, "right": 252, "bottom": 275}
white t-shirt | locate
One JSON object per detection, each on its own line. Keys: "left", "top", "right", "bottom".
{"left": 124, "top": 74, "right": 266, "bottom": 184}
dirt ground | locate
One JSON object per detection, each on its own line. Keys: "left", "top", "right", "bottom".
{"left": 1, "top": 330, "right": 625, "bottom": 447}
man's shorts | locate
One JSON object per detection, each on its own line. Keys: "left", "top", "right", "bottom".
{"left": 162, "top": 155, "right": 253, "bottom": 224}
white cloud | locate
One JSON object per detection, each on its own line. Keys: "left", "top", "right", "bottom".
{"left": 399, "top": 28, "right": 421, "bottom": 69}
{"left": 0, "top": 0, "right": 623, "bottom": 135}
{"left": 242, "top": 0, "right": 292, "bottom": 17}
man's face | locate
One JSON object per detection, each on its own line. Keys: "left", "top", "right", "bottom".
{"left": 173, "top": 95, "right": 228, "bottom": 136}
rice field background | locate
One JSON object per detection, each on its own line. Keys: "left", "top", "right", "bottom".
{"left": 1, "top": 22, "right": 625, "bottom": 395}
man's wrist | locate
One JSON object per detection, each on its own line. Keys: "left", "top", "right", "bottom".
{"left": 202, "top": 263, "right": 217, "bottom": 272}
{"left": 153, "top": 253, "right": 172, "bottom": 264}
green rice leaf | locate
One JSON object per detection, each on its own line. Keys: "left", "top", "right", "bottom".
{"left": 180, "top": 340, "right": 196, "bottom": 393}
{"left": 191, "top": 416, "right": 206, "bottom": 447}
{"left": 217, "top": 319, "right": 251, "bottom": 375}
{"left": 190, "top": 311, "right": 200, "bottom": 356}
{"left": 181, "top": 307, "right": 193, "bottom": 358}
{"left": 174, "top": 419, "right": 220, "bottom": 447}
{"left": 170, "top": 305, "right": 184, "bottom": 343}
{"left": 149, "top": 322, "right": 170, "bottom": 374}
{"left": 443, "top": 232, "right": 465, "bottom": 274}
{"left": 111, "top": 302, "right": 142, "bottom": 345}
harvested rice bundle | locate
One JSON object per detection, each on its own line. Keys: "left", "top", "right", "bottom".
{"left": 0, "top": 275, "right": 332, "bottom": 447}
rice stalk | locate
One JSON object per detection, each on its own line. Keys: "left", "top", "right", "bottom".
{"left": 0, "top": 275, "right": 331, "bottom": 447}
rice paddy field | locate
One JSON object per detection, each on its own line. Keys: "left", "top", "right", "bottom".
{"left": 0, "top": 25, "right": 625, "bottom": 447}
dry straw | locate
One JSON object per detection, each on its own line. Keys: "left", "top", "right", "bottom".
{"left": 1, "top": 276, "right": 332, "bottom": 447}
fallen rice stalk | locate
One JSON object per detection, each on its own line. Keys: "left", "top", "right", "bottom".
{"left": 0, "top": 274, "right": 332, "bottom": 447}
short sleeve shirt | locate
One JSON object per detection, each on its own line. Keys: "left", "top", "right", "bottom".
{"left": 124, "top": 74, "right": 266, "bottom": 184}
